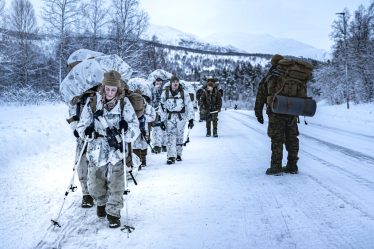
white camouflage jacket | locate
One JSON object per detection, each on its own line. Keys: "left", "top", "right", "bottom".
{"left": 160, "top": 86, "right": 194, "bottom": 123}
{"left": 76, "top": 93, "right": 140, "bottom": 167}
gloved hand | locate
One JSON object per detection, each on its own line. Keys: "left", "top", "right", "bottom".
{"left": 93, "top": 109, "right": 103, "bottom": 119}
{"left": 119, "top": 119, "right": 128, "bottom": 132}
{"left": 188, "top": 119, "right": 194, "bottom": 129}
{"left": 160, "top": 122, "right": 166, "bottom": 131}
{"left": 84, "top": 123, "right": 95, "bottom": 138}
{"left": 257, "top": 115, "right": 264, "bottom": 124}
{"left": 73, "top": 129, "right": 79, "bottom": 138}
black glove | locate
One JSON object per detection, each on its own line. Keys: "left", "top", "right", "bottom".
{"left": 73, "top": 129, "right": 79, "bottom": 138}
{"left": 84, "top": 123, "right": 95, "bottom": 138}
{"left": 119, "top": 119, "right": 128, "bottom": 132}
{"left": 257, "top": 116, "right": 264, "bottom": 124}
{"left": 188, "top": 119, "right": 194, "bottom": 129}
{"left": 160, "top": 122, "right": 166, "bottom": 131}
{"left": 93, "top": 109, "right": 103, "bottom": 119}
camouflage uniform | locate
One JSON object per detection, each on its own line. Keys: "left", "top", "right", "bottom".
{"left": 67, "top": 101, "right": 90, "bottom": 197}
{"left": 160, "top": 85, "right": 194, "bottom": 161}
{"left": 132, "top": 101, "right": 156, "bottom": 167}
{"left": 77, "top": 92, "right": 140, "bottom": 218}
{"left": 151, "top": 85, "right": 168, "bottom": 152}
{"left": 196, "top": 88, "right": 206, "bottom": 121}
{"left": 200, "top": 86, "right": 222, "bottom": 137}
{"left": 254, "top": 66, "right": 299, "bottom": 174}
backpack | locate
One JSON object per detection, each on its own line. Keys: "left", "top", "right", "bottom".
{"left": 266, "top": 59, "right": 313, "bottom": 106}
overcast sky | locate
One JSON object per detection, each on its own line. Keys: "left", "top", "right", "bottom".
{"left": 4, "top": 0, "right": 372, "bottom": 51}
{"left": 139, "top": 0, "right": 372, "bottom": 50}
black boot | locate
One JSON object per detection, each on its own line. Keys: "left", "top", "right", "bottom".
{"left": 176, "top": 155, "right": 182, "bottom": 161}
{"left": 152, "top": 146, "right": 161, "bottom": 154}
{"left": 107, "top": 214, "right": 121, "bottom": 228}
{"left": 282, "top": 165, "right": 299, "bottom": 174}
{"left": 265, "top": 167, "right": 282, "bottom": 176}
{"left": 162, "top": 146, "right": 167, "bottom": 152}
{"left": 167, "top": 157, "right": 175, "bottom": 164}
{"left": 82, "top": 195, "right": 94, "bottom": 208}
{"left": 97, "top": 205, "right": 106, "bottom": 219}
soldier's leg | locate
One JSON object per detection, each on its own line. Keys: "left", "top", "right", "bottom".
{"left": 77, "top": 152, "right": 94, "bottom": 208}
{"left": 88, "top": 164, "right": 108, "bottom": 209}
{"left": 212, "top": 113, "right": 219, "bottom": 137}
{"left": 141, "top": 148, "right": 147, "bottom": 166}
{"left": 151, "top": 126, "right": 162, "bottom": 153}
{"left": 267, "top": 114, "right": 286, "bottom": 175}
{"left": 176, "top": 120, "right": 187, "bottom": 160}
{"left": 166, "top": 120, "right": 177, "bottom": 161}
{"left": 285, "top": 116, "right": 299, "bottom": 173}
{"left": 162, "top": 129, "right": 168, "bottom": 152}
{"left": 206, "top": 114, "right": 212, "bottom": 136}
{"left": 133, "top": 149, "right": 142, "bottom": 162}
{"left": 106, "top": 161, "right": 124, "bottom": 218}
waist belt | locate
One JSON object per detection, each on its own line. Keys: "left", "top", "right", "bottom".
{"left": 94, "top": 132, "right": 104, "bottom": 139}
{"left": 167, "top": 107, "right": 185, "bottom": 120}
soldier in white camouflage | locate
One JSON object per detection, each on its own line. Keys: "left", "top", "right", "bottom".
{"left": 76, "top": 70, "right": 140, "bottom": 228}
{"left": 160, "top": 76, "right": 195, "bottom": 164}
{"left": 127, "top": 78, "right": 156, "bottom": 169}
{"left": 65, "top": 49, "right": 104, "bottom": 208}
{"left": 151, "top": 77, "right": 168, "bottom": 153}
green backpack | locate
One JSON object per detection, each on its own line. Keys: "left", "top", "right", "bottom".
{"left": 266, "top": 59, "right": 313, "bottom": 106}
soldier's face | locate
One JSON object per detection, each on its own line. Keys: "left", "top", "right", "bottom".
{"left": 207, "top": 86, "right": 213, "bottom": 91}
{"left": 155, "top": 80, "right": 162, "bottom": 88}
{"left": 171, "top": 80, "right": 179, "bottom": 91}
{"left": 104, "top": 85, "right": 118, "bottom": 101}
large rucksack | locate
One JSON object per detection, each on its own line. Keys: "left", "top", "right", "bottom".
{"left": 266, "top": 59, "right": 316, "bottom": 117}
{"left": 266, "top": 58, "right": 313, "bottom": 105}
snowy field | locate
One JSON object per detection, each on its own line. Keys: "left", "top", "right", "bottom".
{"left": 0, "top": 101, "right": 373, "bottom": 249}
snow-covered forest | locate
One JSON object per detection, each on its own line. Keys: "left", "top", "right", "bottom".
{"left": 0, "top": 0, "right": 372, "bottom": 106}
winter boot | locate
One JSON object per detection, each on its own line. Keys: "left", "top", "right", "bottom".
{"left": 107, "top": 214, "right": 121, "bottom": 228}
{"left": 82, "top": 195, "right": 94, "bottom": 208}
{"left": 282, "top": 165, "right": 299, "bottom": 174}
{"left": 162, "top": 146, "right": 167, "bottom": 152}
{"left": 97, "top": 205, "right": 106, "bottom": 219}
{"left": 206, "top": 133, "right": 211, "bottom": 137}
{"left": 152, "top": 146, "right": 161, "bottom": 154}
{"left": 213, "top": 133, "right": 218, "bottom": 137}
{"left": 265, "top": 167, "right": 282, "bottom": 176}
{"left": 176, "top": 155, "right": 182, "bottom": 161}
{"left": 167, "top": 157, "right": 175, "bottom": 164}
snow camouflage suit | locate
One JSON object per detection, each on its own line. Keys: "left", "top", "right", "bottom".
{"left": 151, "top": 85, "right": 168, "bottom": 150}
{"left": 254, "top": 66, "right": 299, "bottom": 172}
{"left": 68, "top": 98, "right": 92, "bottom": 196}
{"left": 77, "top": 92, "right": 140, "bottom": 218}
{"left": 132, "top": 99, "right": 156, "bottom": 166}
{"left": 160, "top": 85, "right": 194, "bottom": 159}
{"left": 200, "top": 87, "right": 222, "bottom": 136}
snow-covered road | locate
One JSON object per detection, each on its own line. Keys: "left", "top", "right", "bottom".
{"left": 0, "top": 103, "right": 373, "bottom": 249}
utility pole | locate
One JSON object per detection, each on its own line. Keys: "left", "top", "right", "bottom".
{"left": 336, "top": 12, "right": 350, "bottom": 109}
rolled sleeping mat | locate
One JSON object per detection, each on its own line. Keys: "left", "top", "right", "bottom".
{"left": 271, "top": 95, "right": 317, "bottom": 117}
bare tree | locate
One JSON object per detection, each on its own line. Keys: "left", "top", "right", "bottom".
{"left": 0, "top": 0, "right": 5, "bottom": 17}
{"left": 82, "top": 0, "right": 109, "bottom": 50}
{"left": 42, "top": 0, "right": 79, "bottom": 84}
{"left": 110, "top": 0, "right": 148, "bottom": 65}
{"left": 8, "top": 0, "right": 38, "bottom": 86}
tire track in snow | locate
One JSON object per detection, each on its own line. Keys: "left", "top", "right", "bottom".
{"left": 225, "top": 112, "right": 374, "bottom": 220}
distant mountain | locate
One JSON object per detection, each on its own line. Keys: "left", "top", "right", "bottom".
{"left": 204, "top": 33, "right": 328, "bottom": 60}
{"left": 142, "top": 24, "right": 241, "bottom": 54}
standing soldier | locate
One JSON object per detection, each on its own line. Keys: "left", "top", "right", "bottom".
{"left": 160, "top": 76, "right": 194, "bottom": 164}
{"left": 200, "top": 79, "right": 222, "bottom": 137}
{"left": 65, "top": 49, "right": 104, "bottom": 208}
{"left": 151, "top": 77, "right": 168, "bottom": 153}
{"left": 254, "top": 54, "right": 299, "bottom": 175}
{"left": 128, "top": 78, "right": 156, "bottom": 169}
{"left": 76, "top": 70, "right": 140, "bottom": 228}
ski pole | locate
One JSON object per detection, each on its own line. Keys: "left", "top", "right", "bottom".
{"left": 183, "top": 128, "right": 191, "bottom": 146}
{"left": 51, "top": 138, "right": 88, "bottom": 228}
{"left": 141, "top": 133, "right": 154, "bottom": 152}
{"left": 120, "top": 130, "right": 135, "bottom": 237}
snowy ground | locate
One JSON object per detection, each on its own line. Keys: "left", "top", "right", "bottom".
{"left": 0, "top": 101, "right": 373, "bottom": 249}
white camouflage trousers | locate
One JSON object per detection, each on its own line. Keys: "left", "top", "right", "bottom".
{"left": 75, "top": 140, "right": 89, "bottom": 196}
{"left": 165, "top": 117, "right": 186, "bottom": 158}
{"left": 151, "top": 126, "right": 167, "bottom": 147}
{"left": 88, "top": 161, "right": 124, "bottom": 218}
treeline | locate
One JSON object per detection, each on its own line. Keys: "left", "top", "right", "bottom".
{"left": 313, "top": 1, "right": 374, "bottom": 106}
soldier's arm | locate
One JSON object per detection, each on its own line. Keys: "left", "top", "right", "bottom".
{"left": 217, "top": 91, "right": 222, "bottom": 111}
{"left": 254, "top": 79, "right": 267, "bottom": 118}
